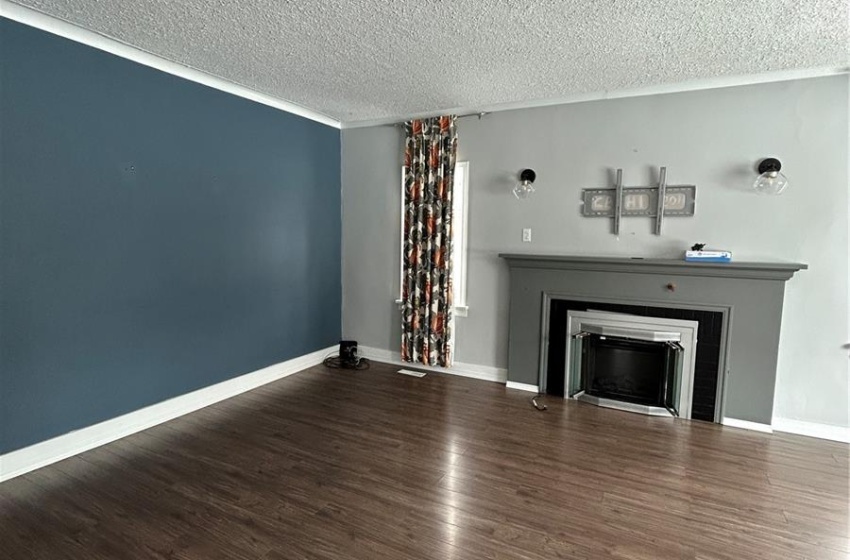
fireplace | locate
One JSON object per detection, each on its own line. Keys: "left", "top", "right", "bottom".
{"left": 564, "top": 310, "right": 699, "bottom": 418}
{"left": 500, "top": 254, "right": 807, "bottom": 426}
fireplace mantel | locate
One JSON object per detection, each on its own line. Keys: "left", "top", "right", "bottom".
{"left": 499, "top": 254, "right": 807, "bottom": 280}
{"left": 499, "top": 253, "right": 807, "bottom": 425}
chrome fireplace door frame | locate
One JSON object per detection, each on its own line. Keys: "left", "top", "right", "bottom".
{"left": 568, "top": 329, "right": 686, "bottom": 418}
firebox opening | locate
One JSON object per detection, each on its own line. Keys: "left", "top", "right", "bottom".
{"left": 583, "top": 336, "right": 672, "bottom": 407}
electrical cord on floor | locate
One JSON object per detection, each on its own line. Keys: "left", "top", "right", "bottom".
{"left": 531, "top": 394, "right": 547, "bottom": 411}
{"left": 322, "top": 353, "right": 371, "bottom": 370}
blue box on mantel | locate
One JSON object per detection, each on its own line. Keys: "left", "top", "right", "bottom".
{"left": 685, "top": 250, "right": 732, "bottom": 263}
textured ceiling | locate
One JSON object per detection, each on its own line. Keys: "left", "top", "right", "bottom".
{"left": 9, "top": 0, "right": 850, "bottom": 124}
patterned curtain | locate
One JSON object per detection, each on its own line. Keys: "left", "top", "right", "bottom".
{"left": 401, "top": 116, "right": 457, "bottom": 367}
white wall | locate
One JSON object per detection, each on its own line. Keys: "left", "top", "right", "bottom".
{"left": 342, "top": 76, "right": 849, "bottom": 429}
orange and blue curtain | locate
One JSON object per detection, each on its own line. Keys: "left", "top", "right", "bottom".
{"left": 401, "top": 116, "right": 457, "bottom": 367}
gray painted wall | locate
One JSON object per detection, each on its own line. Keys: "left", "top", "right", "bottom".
{"left": 0, "top": 19, "right": 341, "bottom": 453}
{"left": 342, "top": 76, "right": 849, "bottom": 428}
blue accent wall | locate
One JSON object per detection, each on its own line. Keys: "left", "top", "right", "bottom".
{"left": 0, "top": 18, "right": 341, "bottom": 454}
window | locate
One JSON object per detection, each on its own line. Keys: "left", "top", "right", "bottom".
{"left": 398, "top": 161, "right": 470, "bottom": 317}
{"left": 451, "top": 162, "right": 470, "bottom": 316}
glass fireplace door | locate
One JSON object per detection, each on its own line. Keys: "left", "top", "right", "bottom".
{"left": 569, "top": 332, "right": 684, "bottom": 415}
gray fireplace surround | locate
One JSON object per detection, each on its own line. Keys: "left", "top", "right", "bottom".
{"left": 500, "top": 254, "right": 807, "bottom": 425}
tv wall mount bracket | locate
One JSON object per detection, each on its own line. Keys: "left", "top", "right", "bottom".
{"left": 581, "top": 167, "right": 696, "bottom": 235}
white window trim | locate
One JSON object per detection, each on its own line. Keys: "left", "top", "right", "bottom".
{"left": 396, "top": 161, "right": 470, "bottom": 318}
{"left": 397, "top": 166, "right": 404, "bottom": 309}
{"left": 452, "top": 161, "right": 470, "bottom": 317}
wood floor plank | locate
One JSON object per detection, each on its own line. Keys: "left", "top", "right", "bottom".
{"left": 1, "top": 361, "right": 847, "bottom": 559}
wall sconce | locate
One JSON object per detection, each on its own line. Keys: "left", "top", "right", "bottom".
{"left": 512, "top": 169, "right": 537, "bottom": 200}
{"left": 753, "top": 158, "right": 788, "bottom": 195}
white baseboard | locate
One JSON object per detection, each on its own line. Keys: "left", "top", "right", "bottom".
{"left": 506, "top": 381, "right": 540, "bottom": 393}
{"left": 721, "top": 418, "right": 774, "bottom": 434}
{"left": 0, "top": 345, "right": 336, "bottom": 483}
{"left": 360, "top": 346, "right": 507, "bottom": 383}
{"left": 772, "top": 417, "right": 850, "bottom": 444}
{"left": 722, "top": 416, "right": 850, "bottom": 442}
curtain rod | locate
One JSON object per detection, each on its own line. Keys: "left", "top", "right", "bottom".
{"left": 390, "top": 112, "right": 489, "bottom": 127}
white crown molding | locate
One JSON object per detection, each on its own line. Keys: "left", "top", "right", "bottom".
{"left": 360, "top": 345, "right": 507, "bottom": 383}
{"left": 506, "top": 381, "right": 540, "bottom": 393}
{"left": 342, "top": 65, "right": 850, "bottom": 129}
{"left": 0, "top": 345, "right": 336, "bottom": 483}
{"left": 721, "top": 417, "right": 774, "bottom": 434}
{"left": 773, "top": 417, "right": 850, "bottom": 444}
{"left": 0, "top": 1, "right": 342, "bottom": 129}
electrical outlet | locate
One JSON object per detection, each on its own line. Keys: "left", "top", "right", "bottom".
{"left": 522, "top": 228, "right": 532, "bottom": 243}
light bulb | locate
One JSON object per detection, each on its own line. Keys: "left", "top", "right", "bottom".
{"left": 753, "top": 171, "right": 788, "bottom": 195}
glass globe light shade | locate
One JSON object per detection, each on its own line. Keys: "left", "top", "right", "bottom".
{"left": 512, "top": 180, "right": 535, "bottom": 200}
{"left": 753, "top": 171, "right": 788, "bottom": 195}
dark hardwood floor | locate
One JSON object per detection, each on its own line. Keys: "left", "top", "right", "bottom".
{"left": 1, "top": 361, "right": 848, "bottom": 559}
